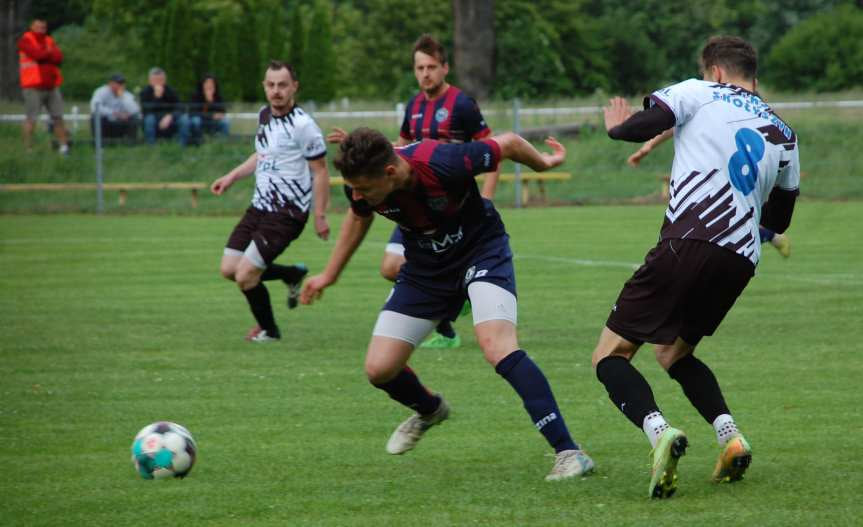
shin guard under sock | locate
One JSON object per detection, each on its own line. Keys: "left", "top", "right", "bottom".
{"left": 496, "top": 350, "right": 578, "bottom": 453}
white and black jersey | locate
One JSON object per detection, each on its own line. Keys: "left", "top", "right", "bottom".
{"left": 649, "top": 79, "right": 800, "bottom": 265}
{"left": 251, "top": 105, "right": 327, "bottom": 213}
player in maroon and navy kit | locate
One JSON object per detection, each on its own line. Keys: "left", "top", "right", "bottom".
{"left": 328, "top": 35, "right": 498, "bottom": 349}
{"left": 301, "top": 127, "right": 595, "bottom": 481}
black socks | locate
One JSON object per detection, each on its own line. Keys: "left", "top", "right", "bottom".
{"left": 595, "top": 355, "right": 660, "bottom": 429}
{"left": 260, "top": 263, "right": 305, "bottom": 283}
{"left": 667, "top": 354, "right": 729, "bottom": 424}
{"left": 242, "top": 283, "right": 279, "bottom": 336}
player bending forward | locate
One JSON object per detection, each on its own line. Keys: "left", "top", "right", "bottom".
{"left": 302, "top": 127, "right": 595, "bottom": 481}
{"left": 594, "top": 36, "right": 799, "bottom": 498}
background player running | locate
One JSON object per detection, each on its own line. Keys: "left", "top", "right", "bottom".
{"left": 211, "top": 61, "right": 331, "bottom": 342}
{"left": 302, "top": 127, "right": 594, "bottom": 481}
{"left": 592, "top": 36, "right": 799, "bottom": 498}
{"left": 327, "top": 34, "right": 499, "bottom": 349}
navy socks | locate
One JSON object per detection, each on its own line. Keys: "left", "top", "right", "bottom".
{"left": 372, "top": 367, "right": 441, "bottom": 415}
{"left": 496, "top": 350, "right": 578, "bottom": 453}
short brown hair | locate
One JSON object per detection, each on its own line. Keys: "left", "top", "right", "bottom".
{"left": 701, "top": 36, "right": 758, "bottom": 80}
{"left": 413, "top": 34, "right": 447, "bottom": 65}
{"left": 333, "top": 127, "right": 396, "bottom": 180}
{"left": 267, "top": 60, "right": 298, "bottom": 82}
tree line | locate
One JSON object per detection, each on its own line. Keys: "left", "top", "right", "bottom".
{"left": 8, "top": 0, "right": 863, "bottom": 104}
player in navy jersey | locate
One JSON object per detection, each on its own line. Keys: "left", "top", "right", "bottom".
{"left": 327, "top": 35, "right": 499, "bottom": 350}
{"left": 301, "top": 127, "right": 595, "bottom": 481}
{"left": 593, "top": 37, "right": 799, "bottom": 498}
{"left": 627, "top": 128, "right": 791, "bottom": 257}
{"left": 210, "top": 61, "right": 330, "bottom": 343}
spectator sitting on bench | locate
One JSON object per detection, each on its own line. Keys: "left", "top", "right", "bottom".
{"left": 139, "top": 67, "right": 190, "bottom": 146}
{"left": 90, "top": 73, "right": 140, "bottom": 142}
{"left": 189, "top": 74, "right": 229, "bottom": 143}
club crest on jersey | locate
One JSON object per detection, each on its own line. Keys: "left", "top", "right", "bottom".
{"left": 434, "top": 107, "right": 449, "bottom": 123}
{"left": 427, "top": 196, "right": 448, "bottom": 211}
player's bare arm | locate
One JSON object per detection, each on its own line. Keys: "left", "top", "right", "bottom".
{"left": 300, "top": 209, "right": 374, "bottom": 304}
{"left": 628, "top": 128, "right": 674, "bottom": 167}
{"left": 480, "top": 169, "right": 500, "bottom": 199}
{"left": 308, "top": 157, "right": 331, "bottom": 240}
{"left": 491, "top": 133, "right": 566, "bottom": 172}
{"left": 210, "top": 152, "right": 258, "bottom": 195}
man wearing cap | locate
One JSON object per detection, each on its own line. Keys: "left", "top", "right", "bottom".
{"left": 139, "top": 67, "right": 190, "bottom": 146}
{"left": 17, "top": 17, "right": 69, "bottom": 154}
{"left": 90, "top": 74, "right": 141, "bottom": 141}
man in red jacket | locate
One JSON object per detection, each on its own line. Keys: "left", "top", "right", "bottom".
{"left": 18, "top": 18, "right": 69, "bottom": 154}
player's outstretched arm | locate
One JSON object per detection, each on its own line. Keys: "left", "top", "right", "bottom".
{"left": 628, "top": 128, "right": 674, "bottom": 167}
{"left": 301, "top": 209, "right": 373, "bottom": 305}
{"left": 210, "top": 152, "right": 257, "bottom": 195}
{"left": 605, "top": 96, "right": 675, "bottom": 143}
{"left": 326, "top": 127, "right": 348, "bottom": 144}
{"left": 491, "top": 132, "right": 566, "bottom": 172}
{"left": 308, "top": 157, "right": 331, "bottom": 240}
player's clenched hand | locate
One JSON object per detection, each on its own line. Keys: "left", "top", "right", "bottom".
{"left": 315, "top": 215, "right": 330, "bottom": 240}
{"left": 541, "top": 136, "right": 566, "bottom": 169}
{"left": 604, "top": 97, "right": 633, "bottom": 132}
{"left": 326, "top": 127, "right": 348, "bottom": 144}
{"left": 300, "top": 274, "right": 334, "bottom": 305}
{"left": 210, "top": 174, "right": 234, "bottom": 195}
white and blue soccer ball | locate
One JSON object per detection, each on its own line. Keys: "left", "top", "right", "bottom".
{"left": 131, "top": 421, "right": 197, "bottom": 480}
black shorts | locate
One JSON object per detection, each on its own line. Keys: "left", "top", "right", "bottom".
{"left": 225, "top": 206, "right": 307, "bottom": 266}
{"left": 606, "top": 238, "right": 754, "bottom": 347}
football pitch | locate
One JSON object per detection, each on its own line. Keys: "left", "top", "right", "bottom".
{"left": 1, "top": 203, "right": 861, "bottom": 526}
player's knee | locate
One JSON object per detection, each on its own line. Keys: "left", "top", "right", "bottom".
{"left": 591, "top": 344, "right": 634, "bottom": 369}
{"left": 219, "top": 263, "right": 236, "bottom": 281}
{"left": 654, "top": 345, "right": 692, "bottom": 371}
{"left": 234, "top": 268, "right": 260, "bottom": 290}
{"left": 365, "top": 361, "right": 398, "bottom": 385}
{"left": 477, "top": 336, "right": 512, "bottom": 367}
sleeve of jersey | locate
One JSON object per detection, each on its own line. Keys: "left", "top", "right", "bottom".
{"left": 343, "top": 185, "right": 373, "bottom": 217}
{"left": 648, "top": 78, "right": 703, "bottom": 127}
{"left": 458, "top": 140, "right": 501, "bottom": 177}
{"left": 460, "top": 97, "right": 492, "bottom": 140}
{"left": 299, "top": 120, "right": 327, "bottom": 161}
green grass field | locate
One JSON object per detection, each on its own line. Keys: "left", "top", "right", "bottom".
{"left": 2, "top": 203, "right": 861, "bottom": 526}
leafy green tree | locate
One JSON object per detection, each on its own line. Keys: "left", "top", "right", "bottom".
{"left": 287, "top": 6, "right": 307, "bottom": 80}
{"left": 261, "top": 0, "right": 288, "bottom": 62}
{"left": 236, "top": 2, "right": 263, "bottom": 101}
{"left": 764, "top": 4, "right": 863, "bottom": 91}
{"left": 494, "top": 1, "right": 573, "bottom": 99}
{"left": 301, "top": 0, "right": 337, "bottom": 103}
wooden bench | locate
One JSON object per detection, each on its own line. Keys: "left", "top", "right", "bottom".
{"left": 329, "top": 172, "right": 571, "bottom": 204}
{"left": 0, "top": 182, "right": 207, "bottom": 208}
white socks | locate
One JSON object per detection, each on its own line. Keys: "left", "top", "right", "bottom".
{"left": 712, "top": 414, "right": 739, "bottom": 446}
{"left": 643, "top": 411, "right": 670, "bottom": 448}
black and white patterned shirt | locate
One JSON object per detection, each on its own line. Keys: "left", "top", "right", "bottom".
{"left": 649, "top": 79, "right": 800, "bottom": 264}
{"left": 251, "top": 105, "right": 327, "bottom": 213}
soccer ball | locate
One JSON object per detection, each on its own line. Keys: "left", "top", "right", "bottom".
{"left": 131, "top": 421, "right": 197, "bottom": 479}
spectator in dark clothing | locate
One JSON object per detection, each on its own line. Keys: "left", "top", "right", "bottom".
{"left": 139, "top": 67, "right": 190, "bottom": 146}
{"left": 189, "top": 74, "right": 230, "bottom": 143}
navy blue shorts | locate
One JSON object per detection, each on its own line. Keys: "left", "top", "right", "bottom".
{"left": 383, "top": 234, "right": 517, "bottom": 322}
{"left": 388, "top": 226, "right": 404, "bottom": 245}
